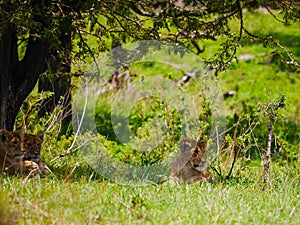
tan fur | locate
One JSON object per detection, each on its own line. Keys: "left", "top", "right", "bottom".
{"left": 0, "top": 129, "right": 47, "bottom": 176}
{"left": 22, "top": 131, "right": 50, "bottom": 175}
{"left": 170, "top": 138, "right": 216, "bottom": 184}
{"left": 23, "top": 131, "right": 44, "bottom": 162}
{"left": 20, "top": 160, "right": 41, "bottom": 176}
{"left": 0, "top": 129, "right": 25, "bottom": 174}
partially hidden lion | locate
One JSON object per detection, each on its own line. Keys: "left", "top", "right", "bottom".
{"left": 170, "top": 138, "right": 216, "bottom": 184}
{"left": 22, "top": 131, "right": 50, "bottom": 175}
{"left": 0, "top": 129, "right": 41, "bottom": 176}
{"left": 0, "top": 129, "right": 24, "bottom": 174}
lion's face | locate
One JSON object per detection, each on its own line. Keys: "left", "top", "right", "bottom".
{"left": 170, "top": 138, "right": 215, "bottom": 184}
{"left": 189, "top": 142, "right": 207, "bottom": 171}
{"left": 22, "top": 131, "right": 44, "bottom": 163}
{"left": 0, "top": 129, "right": 24, "bottom": 161}
{"left": 180, "top": 138, "right": 207, "bottom": 172}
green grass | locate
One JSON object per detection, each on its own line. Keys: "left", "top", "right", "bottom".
{"left": 1, "top": 164, "right": 299, "bottom": 225}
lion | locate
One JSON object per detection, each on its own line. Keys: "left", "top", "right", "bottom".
{"left": 0, "top": 129, "right": 25, "bottom": 174}
{"left": 170, "top": 138, "right": 216, "bottom": 184}
{"left": 0, "top": 129, "right": 42, "bottom": 176}
{"left": 22, "top": 131, "right": 50, "bottom": 175}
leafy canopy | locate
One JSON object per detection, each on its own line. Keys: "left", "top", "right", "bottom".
{"left": 0, "top": 0, "right": 299, "bottom": 72}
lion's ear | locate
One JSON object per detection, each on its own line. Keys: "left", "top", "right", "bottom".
{"left": 198, "top": 141, "right": 207, "bottom": 151}
{"left": 36, "top": 131, "right": 44, "bottom": 140}
{"left": 15, "top": 128, "right": 25, "bottom": 140}
{"left": 17, "top": 127, "right": 25, "bottom": 136}
{"left": 179, "top": 138, "right": 197, "bottom": 153}
{"left": 0, "top": 129, "right": 10, "bottom": 142}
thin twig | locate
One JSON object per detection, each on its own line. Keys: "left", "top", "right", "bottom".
{"left": 50, "top": 80, "right": 89, "bottom": 162}
{"left": 76, "top": 28, "right": 101, "bottom": 75}
{"left": 21, "top": 169, "right": 41, "bottom": 185}
{"left": 263, "top": 118, "right": 273, "bottom": 183}
{"left": 226, "top": 118, "right": 239, "bottom": 179}
{"left": 64, "top": 162, "right": 79, "bottom": 181}
{"left": 264, "top": 5, "right": 286, "bottom": 24}
{"left": 50, "top": 141, "right": 88, "bottom": 162}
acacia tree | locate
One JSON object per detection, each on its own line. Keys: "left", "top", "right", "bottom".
{"left": 0, "top": 1, "right": 88, "bottom": 130}
{"left": 0, "top": 0, "right": 299, "bottom": 130}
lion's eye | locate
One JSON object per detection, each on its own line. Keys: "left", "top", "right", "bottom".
{"left": 13, "top": 141, "right": 19, "bottom": 146}
{"left": 27, "top": 143, "right": 32, "bottom": 148}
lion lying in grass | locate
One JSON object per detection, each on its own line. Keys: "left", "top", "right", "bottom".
{"left": 0, "top": 129, "right": 49, "bottom": 176}
{"left": 0, "top": 129, "right": 25, "bottom": 174}
{"left": 170, "top": 138, "right": 216, "bottom": 184}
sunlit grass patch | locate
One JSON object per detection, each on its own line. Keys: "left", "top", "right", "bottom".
{"left": 1, "top": 166, "right": 299, "bottom": 224}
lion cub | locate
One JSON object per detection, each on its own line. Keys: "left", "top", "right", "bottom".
{"left": 22, "top": 131, "right": 50, "bottom": 175}
{"left": 0, "top": 129, "right": 41, "bottom": 175}
{"left": 0, "top": 129, "right": 25, "bottom": 174}
{"left": 0, "top": 129, "right": 43, "bottom": 176}
{"left": 170, "top": 138, "right": 216, "bottom": 184}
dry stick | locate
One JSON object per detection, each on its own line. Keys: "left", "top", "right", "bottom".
{"left": 22, "top": 169, "right": 41, "bottom": 185}
{"left": 210, "top": 123, "right": 238, "bottom": 180}
{"left": 65, "top": 162, "right": 79, "bottom": 181}
{"left": 47, "top": 93, "right": 70, "bottom": 130}
{"left": 264, "top": 118, "right": 273, "bottom": 183}
{"left": 226, "top": 118, "right": 239, "bottom": 179}
{"left": 215, "top": 125, "right": 220, "bottom": 155}
{"left": 211, "top": 166, "right": 222, "bottom": 178}
{"left": 45, "top": 110, "right": 61, "bottom": 134}
{"left": 43, "top": 101, "right": 64, "bottom": 133}
{"left": 211, "top": 117, "right": 258, "bottom": 180}
{"left": 50, "top": 79, "right": 89, "bottom": 162}
{"left": 44, "top": 92, "right": 72, "bottom": 134}
{"left": 249, "top": 122, "right": 263, "bottom": 160}
{"left": 50, "top": 141, "right": 88, "bottom": 162}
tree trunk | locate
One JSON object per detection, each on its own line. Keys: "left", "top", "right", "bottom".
{"left": 0, "top": 25, "right": 50, "bottom": 130}
{"left": 0, "top": 26, "right": 18, "bottom": 130}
